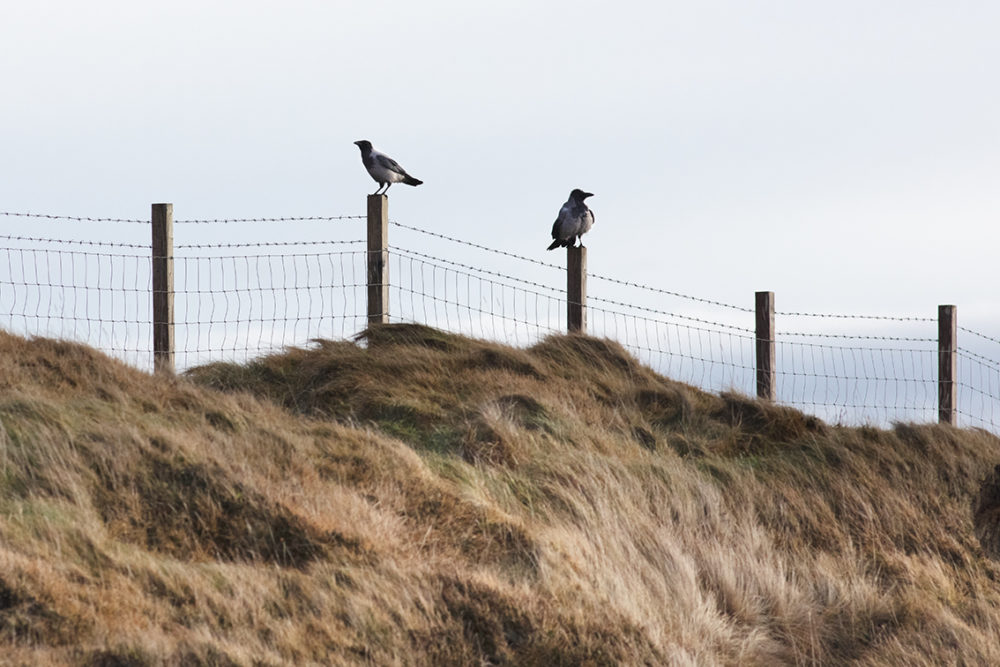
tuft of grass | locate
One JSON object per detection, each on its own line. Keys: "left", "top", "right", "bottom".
{"left": 2, "top": 325, "right": 1000, "bottom": 664}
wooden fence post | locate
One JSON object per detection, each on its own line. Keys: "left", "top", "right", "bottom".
{"left": 755, "top": 291, "right": 775, "bottom": 401}
{"left": 367, "top": 194, "right": 389, "bottom": 325}
{"left": 939, "top": 304, "right": 957, "bottom": 425}
{"left": 567, "top": 246, "right": 587, "bottom": 333}
{"left": 151, "top": 203, "right": 175, "bottom": 374}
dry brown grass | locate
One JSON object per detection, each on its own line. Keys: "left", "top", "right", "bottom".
{"left": 2, "top": 323, "right": 1000, "bottom": 665}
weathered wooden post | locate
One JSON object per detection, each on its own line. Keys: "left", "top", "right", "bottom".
{"left": 755, "top": 291, "right": 775, "bottom": 401}
{"left": 151, "top": 203, "right": 175, "bottom": 374}
{"left": 938, "top": 304, "right": 957, "bottom": 425}
{"left": 567, "top": 246, "right": 587, "bottom": 333}
{"left": 367, "top": 194, "right": 389, "bottom": 325}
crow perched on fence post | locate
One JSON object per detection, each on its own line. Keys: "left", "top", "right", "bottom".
{"left": 354, "top": 140, "right": 423, "bottom": 195}
{"left": 547, "top": 189, "right": 595, "bottom": 250}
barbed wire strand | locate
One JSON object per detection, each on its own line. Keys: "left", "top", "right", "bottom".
{"left": 175, "top": 215, "right": 366, "bottom": 224}
{"left": 777, "top": 310, "right": 934, "bottom": 322}
{"left": 176, "top": 239, "right": 364, "bottom": 249}
{"left": 1, "top": 211, "right": 366, "bottom": 224}
{"left": 959, "top": 326, "right": 1000, "bottom": 347}
{"left": 0, "top": 211, "right": 146, "bottom": 223}
{"left": 0, "top": 234, "right": 148, "bottom": 249}
{"left": 777, "top": 331, "right": 936, "bottom": 343}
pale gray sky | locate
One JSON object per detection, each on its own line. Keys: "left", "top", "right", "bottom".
{"left": 3, "top": 1, "right": 999, "bottom": 325}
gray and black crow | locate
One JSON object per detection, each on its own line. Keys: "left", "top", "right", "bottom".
{"left": 547, "top": 189, "right": 595, "bottom": 250}
{"left": 353, "top": 140, "right": 423, "bottom": 195}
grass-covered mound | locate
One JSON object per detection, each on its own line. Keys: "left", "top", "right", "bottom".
{"left": 1, "top": 324, "right": 999, "bottom": 665}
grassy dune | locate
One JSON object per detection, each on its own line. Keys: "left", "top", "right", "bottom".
{"left": 1, "top": 324, "right": 1000, "bottom": 665}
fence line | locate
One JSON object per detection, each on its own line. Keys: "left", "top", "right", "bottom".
{"left": 2, "top": 205, "right": 999, "bottom": 433}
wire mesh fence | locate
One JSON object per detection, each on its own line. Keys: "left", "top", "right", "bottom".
{"left": 957, "top": 326, "right": 1000, "bottom": 433}
{"left": 388, "top": 247, "right": 565, "bottom": 347}
{"left": 0, "top": 212, "right": 369, "bottom": 371}
{"left": 1, "top": 241, "right": 153, "bottom": 368}
{"left": 172, "top": 247, "right": 368, "bottom": 369}
{"left": 2, "top": 208, "right": 999, "bottom": 434}
{"left": 775, "top": 324, "right": 938, "bottom": 427}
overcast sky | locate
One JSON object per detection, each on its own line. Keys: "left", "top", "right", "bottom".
{"left": 3, "top": 1, "right": 999, "bottom": 329}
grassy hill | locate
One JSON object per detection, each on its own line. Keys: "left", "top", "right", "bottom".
{"left": 2, "top": 323, "right": 1000, "bottom": 665}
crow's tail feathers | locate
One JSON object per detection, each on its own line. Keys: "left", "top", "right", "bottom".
{"left": 546, "top": 239, "right": 564, "bottom": 251}
{"left": 403, "top": 176, "right": 423, "bottom": 187}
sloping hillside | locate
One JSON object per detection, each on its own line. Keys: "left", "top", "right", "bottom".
{"left": 2, "top": 324, "right": 1000, "bottom": 665}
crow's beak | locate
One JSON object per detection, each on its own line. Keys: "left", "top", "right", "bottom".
{"left": 583, "top": 192, "right": 594, "bottom": 199}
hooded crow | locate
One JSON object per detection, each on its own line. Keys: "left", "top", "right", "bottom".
{"left": 354, "top": 140, "right": 423, "bottom": 195}
{"left": 547, "top": 189, "right": 595, "bottom": 250}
